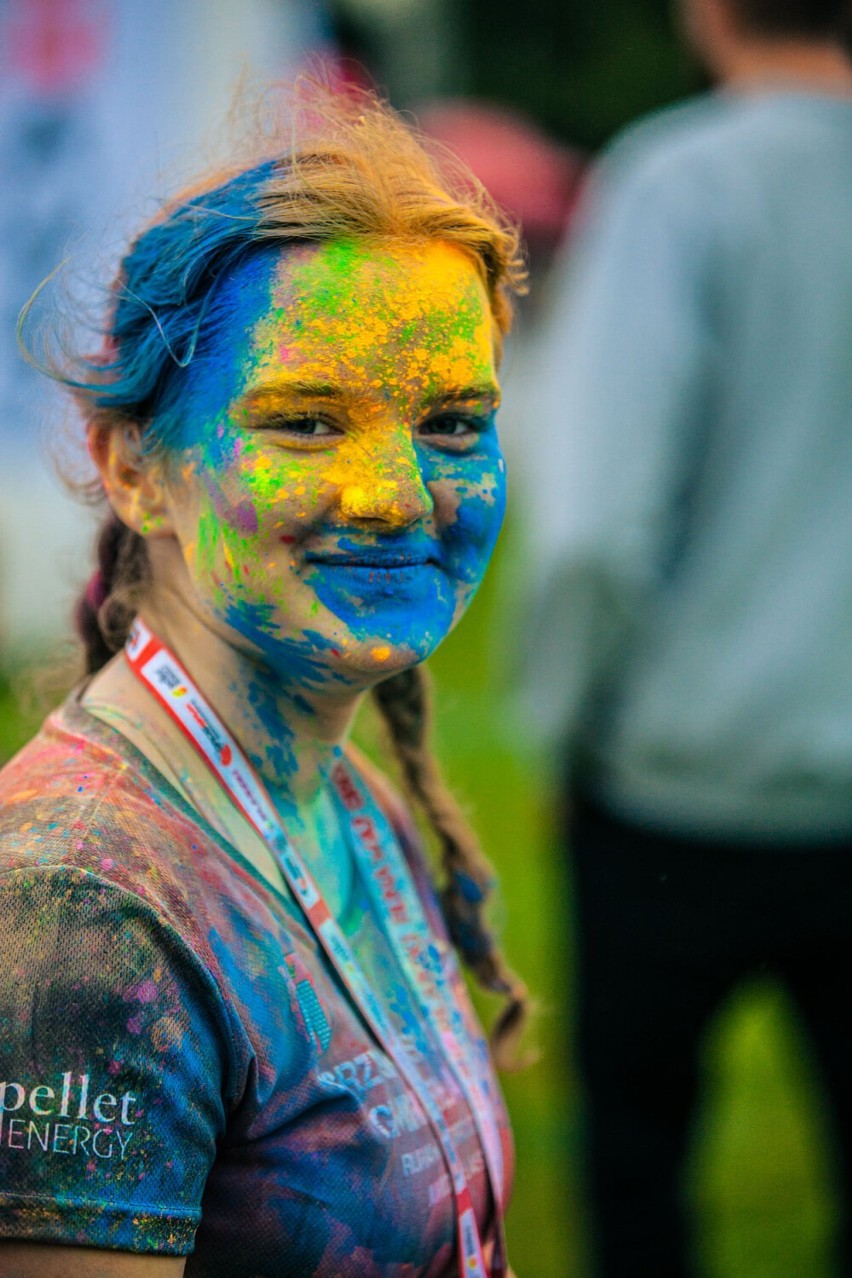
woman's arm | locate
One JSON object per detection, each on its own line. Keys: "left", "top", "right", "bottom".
{"left": 0, "top": 868, "right": 230, "bottom": 1263}
{"left": 0, "top": 1243, "right": 185, "bottom": 1276}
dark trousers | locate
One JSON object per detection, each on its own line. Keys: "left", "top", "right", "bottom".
{"left": 570, "top": 794, "right": 852, "bottom": 1277}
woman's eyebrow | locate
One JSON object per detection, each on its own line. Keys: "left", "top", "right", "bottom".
{"left": 238, "top": 379, "right": 501, "bottom": 412}
{"left": 241, "top": 378, "right": 345, "bottom": 403}
{"left": 428, "top": 385, "right": 501, "bottom": 408}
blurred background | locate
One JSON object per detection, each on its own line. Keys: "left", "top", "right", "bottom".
{"left": 0, "top": 1, "right": 838, "bottom": 1274}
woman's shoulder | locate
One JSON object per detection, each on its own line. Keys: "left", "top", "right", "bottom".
{"left": 0, "top": 696, "right": 213, "bottom": 874}
{"left": 0, "top": 696, "right": 281, "bottom": 965}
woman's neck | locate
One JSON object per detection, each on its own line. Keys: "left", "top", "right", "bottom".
{"left": 139, "top": 593, "right": 363, "bottom": 813}
{"left": 81, "top": 602, "right": 364, "bottom": 914}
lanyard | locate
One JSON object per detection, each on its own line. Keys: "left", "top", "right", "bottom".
{"left": 125, "top": 618, "right": 507, "bottom": 1278}
{"left": 329, "top": 761, "right": 508, "bottom": 1244}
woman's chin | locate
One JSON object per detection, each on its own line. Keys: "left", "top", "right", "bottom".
{"left": 331, "top": 636, "right": 435, "bottom": 684}
{"left": 216, "top": 605, "right": 444, "bottom": 690}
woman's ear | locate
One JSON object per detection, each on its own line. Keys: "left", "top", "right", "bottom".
{"left": 87, "top": 424, "right": 173, "bottom": 538}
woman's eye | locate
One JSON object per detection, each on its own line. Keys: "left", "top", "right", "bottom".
{"left": 419, "top": 414, "right": 487, "bottom": 442}
{"left": 265, "top": 415, "right": 340, "bottom": 439}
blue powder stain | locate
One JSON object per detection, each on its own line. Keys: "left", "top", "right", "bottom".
{"left": 309, "top": 556, "right": 454, "bottom": 658}
{"left": 244, "top": 676, "right": 298, "bottom": 783}
{"left": 162, "top": 251, "right": 280, "bottom": 452}
{"left": 207, "top": 922, "right": 309, "bottom": 1083}
{"left": 221, "top": 598, "right": 350, "bottom": 698}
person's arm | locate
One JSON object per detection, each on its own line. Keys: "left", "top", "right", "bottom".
{"left": 0, "top": 1242, "right": 185, "bottom": 1276}
{"left": 519, "top": 134, "right": 716, "bottom": 748}
{"left": 0, "top": 865, "right": 234, "bottom": 1261}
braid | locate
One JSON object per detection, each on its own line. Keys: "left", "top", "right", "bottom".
{"left": 372, "top": 666, "right": 532, "bottom": 1070}
{"left": 75, "top": 513, "right": 149, "bottom": 675}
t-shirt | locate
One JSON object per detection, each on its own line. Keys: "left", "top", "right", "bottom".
{"left": 0, "top": 697, "right": 511, "bottom": 1276}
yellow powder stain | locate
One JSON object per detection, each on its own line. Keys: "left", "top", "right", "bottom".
{"left": 371, "top": 646, "right": 391, "bottom": 662}
{"left": 151, "top": 1016, "right": 183, "bottom": 1053}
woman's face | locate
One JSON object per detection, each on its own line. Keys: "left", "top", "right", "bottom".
{"left": 157, "top": 238, "right": 506, "bottom": 689}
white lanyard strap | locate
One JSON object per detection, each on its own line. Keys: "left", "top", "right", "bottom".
{"left": 124, "top": 618, "right": 506, "bottom": 1278}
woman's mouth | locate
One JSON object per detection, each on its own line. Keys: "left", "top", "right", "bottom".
{"left": 302, "top": 542, "right": 442, "bottom": 570}
{"left": 304, "top": 552, "right": 438, "bottom": 569}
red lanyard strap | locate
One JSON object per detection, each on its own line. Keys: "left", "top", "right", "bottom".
{"left": 124, "top": 618, "right": 507, "bottom": 1278}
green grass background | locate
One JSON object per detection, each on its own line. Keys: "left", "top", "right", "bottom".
{"left": 0, "top": 524, "right": 843, "bottom": 1277}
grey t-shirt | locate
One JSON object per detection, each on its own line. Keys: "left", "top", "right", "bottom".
{"left": 523, "top": 89, "right": 852, "bottom": 839}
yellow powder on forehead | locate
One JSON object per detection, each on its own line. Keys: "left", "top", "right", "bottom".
{"left": 230, "top": 237, "right": 498, "bottom": 521}
{"left": 258, "top": 238, "right": 494, "bottom": 364}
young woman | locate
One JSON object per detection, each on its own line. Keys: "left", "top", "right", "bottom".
{"left": 0, "top": 83, "right": 527, "bottom": 1277}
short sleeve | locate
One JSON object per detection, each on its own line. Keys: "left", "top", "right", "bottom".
{"left": 0, "top": 865, "right": 234, "bottom": 1254}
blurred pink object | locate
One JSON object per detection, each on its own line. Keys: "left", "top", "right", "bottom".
{"left": 417, "top": 99, "right": 587, "bottom": 250}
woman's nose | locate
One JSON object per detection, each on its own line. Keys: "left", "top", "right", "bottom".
{"left": 338, "top": 442, "right": 434, "bottom": 529}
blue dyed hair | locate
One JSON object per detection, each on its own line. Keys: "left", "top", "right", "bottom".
{"left": 77, "top": 161, "right": 277, "bottom": 450}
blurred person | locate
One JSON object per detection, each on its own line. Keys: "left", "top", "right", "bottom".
{"left": 521, "top": 0, "right": 852, "bottom": 1273}
{"left": 0, "top": 80, "right": 528, "bottom": 1276}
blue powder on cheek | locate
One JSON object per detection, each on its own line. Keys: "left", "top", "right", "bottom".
{"left": 440, "top": 478, "right": 506, "bottom": 585}
{"left": 420, "top": 428, "right": 507, "bottom": 590}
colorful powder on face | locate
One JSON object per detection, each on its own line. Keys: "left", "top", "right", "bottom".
{"left": 158, "top": 237, "right": 505, "bottom": 681}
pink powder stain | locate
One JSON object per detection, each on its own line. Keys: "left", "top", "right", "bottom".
{"left": 230, "top": 501, "right": 259, "bottom": 534}
{"left": 121, "top": 978, "right": 158, "bottom": 1004}
{"left": 100, "top": 857, "right": 115, "bottom": 871}
{"left": 126, "top": 1014, "right": 143, "bottom": 1035}
{"left": 107, "top": 1059, "right": 121, "bottom": 1076}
